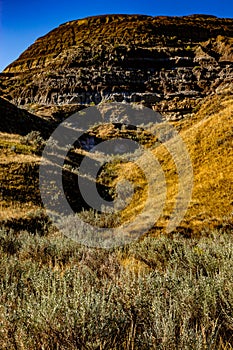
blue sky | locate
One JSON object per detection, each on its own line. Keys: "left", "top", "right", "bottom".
{"left": 1, "top": 0, "right": 233, "bottom": 72}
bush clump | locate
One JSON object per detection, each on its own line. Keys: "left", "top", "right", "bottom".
{"left": 0, "top": 228, "right": 232, "bottom": 349}
{"left": 20, "top": 130, "right": 45, "bottom": 153}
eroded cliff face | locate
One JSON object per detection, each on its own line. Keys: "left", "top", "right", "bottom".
{"left": 1, "top": 14, "right": 233, "bottom": 120}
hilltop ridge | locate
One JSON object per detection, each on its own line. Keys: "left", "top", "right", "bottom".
{"left": 1, "top": 14, "right": 233, "bottom": 121}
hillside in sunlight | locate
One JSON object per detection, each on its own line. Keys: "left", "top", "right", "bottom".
{"left": 0, "top": 13, "right": 232, "bottom": 234}
{"left": 0, "top": 13, "right": 233, "bottom": 349}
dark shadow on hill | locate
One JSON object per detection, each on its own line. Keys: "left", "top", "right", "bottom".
{"left": 0, "top": 97, "right": 52, "bottom": 138}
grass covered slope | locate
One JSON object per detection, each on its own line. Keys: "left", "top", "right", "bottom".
{"left": 184, "top": 95, "right": 233, "bottom": 225}
{"left": 100, "top": 93, "right": 233, "bottom": 235}
{"left": 0, "top": 92, "right": 232, "bottom": 234}
{"left": 0, "top": 99, "right": 48, "bottom": 228}
{"left": 0, "top": 131, "right": 49, "bottom": 232}
{"left": 162, "top": 93, "right": 233, "bottom": 231}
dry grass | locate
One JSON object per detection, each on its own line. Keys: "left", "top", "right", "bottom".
{"left": 99, "top": 94, "right": 233, "bottom": 234}
{"left": 0, "top": 132, "right": 42, "bottom": 222}
{"left": 0, "top": 94, "right": 232, "bottom": 234}
{"left": 184, "top": 97, "right": 233, "bottom": 221}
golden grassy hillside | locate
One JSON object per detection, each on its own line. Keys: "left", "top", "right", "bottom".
{"left": 0, "top": 93, "right": 232, "bottom": 236}
{"left": 97, "top": 94, "right": 233, "bottom": 236}
{"left": 0, "top": 131, "right": 46, "bottom": 233}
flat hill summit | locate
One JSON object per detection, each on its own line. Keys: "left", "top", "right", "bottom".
{"left": 0, "top": 14, "right": 232, "bottom": 234}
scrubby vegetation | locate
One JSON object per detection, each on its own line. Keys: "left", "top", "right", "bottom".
{"left": 0, "top": 13, "right": 233, "bottom": 349}
{"left": 0, "top": 226, "right": 232, "bottom": 349}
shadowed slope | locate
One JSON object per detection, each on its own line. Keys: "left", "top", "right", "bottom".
{"left": 0, "top": 97, "right": 50, "bottom": 137}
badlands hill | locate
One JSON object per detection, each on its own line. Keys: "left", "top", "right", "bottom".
{"left": 0, "top": 14, "right": 232, "bottom": 234}
{"left": 1, "top": 14, "right": 233, "bottom": 119}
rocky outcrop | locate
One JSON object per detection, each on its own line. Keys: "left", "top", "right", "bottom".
{"left": 0, "top": 14, "right": 233, "bottom": 121}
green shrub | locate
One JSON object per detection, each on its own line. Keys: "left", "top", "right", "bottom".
{"left": 0, "top": 228, "right": 232, "bottom": 349}
{"left": 20, "top": 130, "right": 45, "bottom": 153}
